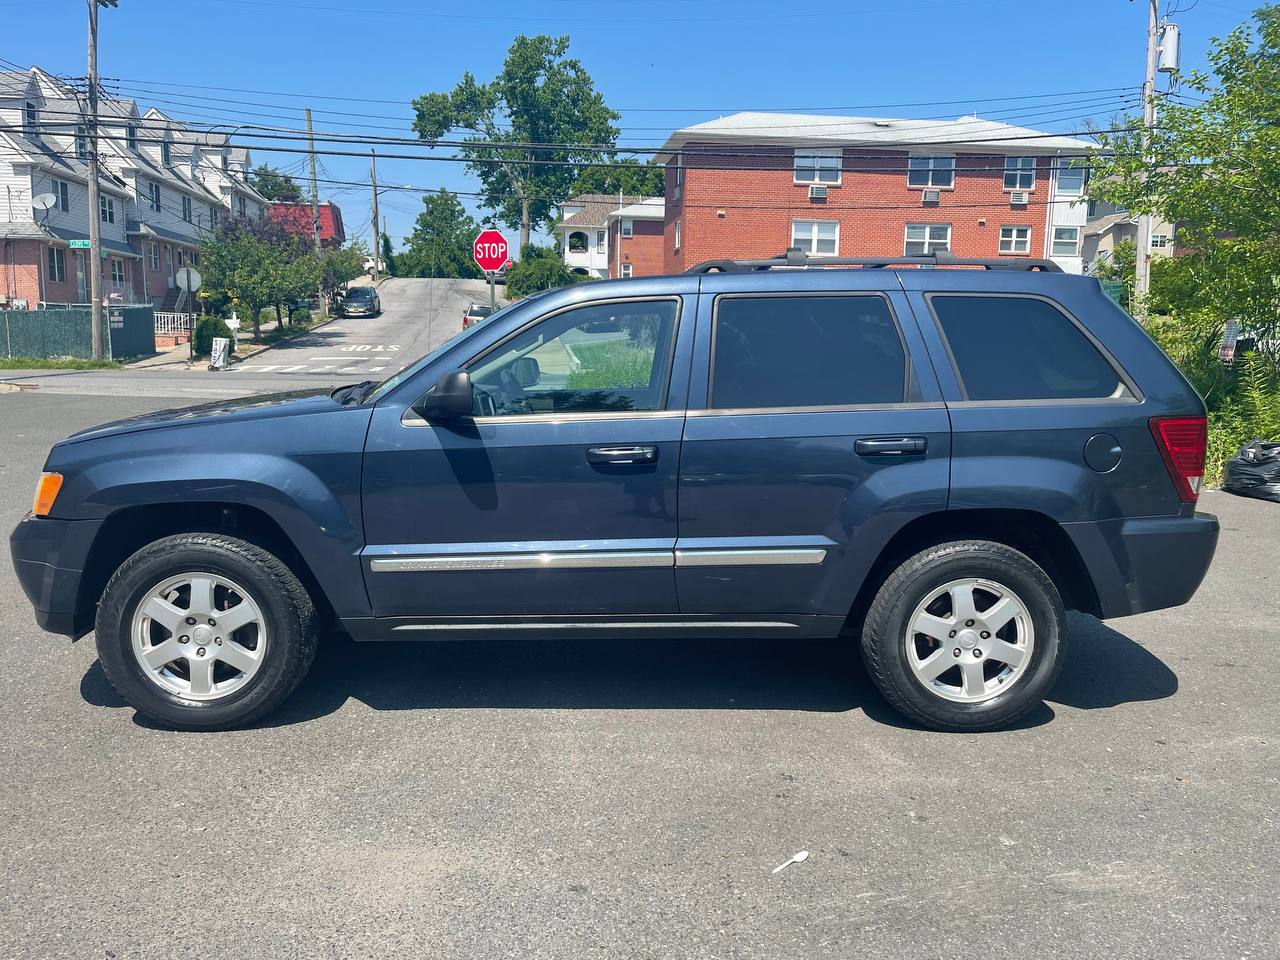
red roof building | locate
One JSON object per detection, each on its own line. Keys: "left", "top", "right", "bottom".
{"left": 268, "top": 201, "right": 346, "bottom": 248}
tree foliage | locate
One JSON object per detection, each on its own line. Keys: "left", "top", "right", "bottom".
{"left": 397, "top": 189, "right": 483, "bottom": 280}
{"left": 321, "top": 242, "right": 369, "bottom": 295}
{"left": 248, "top": 163, "right": 303, "bottom": 202}
{"left": 199, "top": 217, "right": 318, "bottom": 339}
{"left": 504, "top": 243, "right": 583, "bottom": 299}
{"left": 571, "top": 158, "right": 665, "bottom": 198}
{"left": 380, "top": 232, "right": 397, "bottom": 276}
{"left": 412, "top": 35, "right": 619, "bottom": 250}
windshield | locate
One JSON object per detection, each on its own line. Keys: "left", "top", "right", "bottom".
{"left": 361, "top": 296, "right": 532, "bottom": 404}
{"left": 345, "top": 288, "right": 374, "bottom": 300}
{"left": 468, "top": 305, "right": 493, "bottom": 317}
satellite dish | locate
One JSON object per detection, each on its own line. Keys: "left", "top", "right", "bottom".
{"left": 32, "top": 193, "right": 57, "bottom": 212}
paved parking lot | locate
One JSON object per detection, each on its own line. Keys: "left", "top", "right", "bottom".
{"left": 1, "top": 389, "right": 1276, "bottom": 960}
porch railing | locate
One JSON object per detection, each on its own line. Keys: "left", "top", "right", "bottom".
{"left": 154, "top": 312, "right": 195, "bottom": 334}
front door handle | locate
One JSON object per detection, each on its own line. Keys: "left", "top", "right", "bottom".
{"left": 586, "top": 445, "right": 659, "bottom": 465}
{"left": 854, "top": 437, "right": 927, "bottom": 457}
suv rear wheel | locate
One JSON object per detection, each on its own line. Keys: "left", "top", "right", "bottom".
{"left": 95, "top": 533, "right": 318, "bottom": 730}
{"left": 861, "top": 540, "right": 1066, "bottom": 731}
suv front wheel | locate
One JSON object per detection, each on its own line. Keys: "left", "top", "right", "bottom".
{"left": 861, "top": 540, "right": 1066, "bottom": 732}
{"left": 95, "top": 533, "right": 318, "bottom": 730}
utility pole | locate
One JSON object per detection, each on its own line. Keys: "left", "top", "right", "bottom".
{"left": 85, "top": 1, "right": 116, "bottom": 359}
{"left": 305, "top": 107, "right": 324, "bottom": 313}
{"left": 369, "top": 149, "right": 380, "bottom": 283}
{"left": 1134, "top": 0, "right": 1159, "bottom": 312}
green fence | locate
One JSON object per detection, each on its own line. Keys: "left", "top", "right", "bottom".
{"left": 1, "top": 306, "right": 156, "bottom": 360}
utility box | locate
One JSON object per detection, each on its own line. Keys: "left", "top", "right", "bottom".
{"left": 1158, "top": 23, "right": 1181, "bottom": 73}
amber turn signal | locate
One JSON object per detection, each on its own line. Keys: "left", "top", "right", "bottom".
{"left": 32, "top": 472, "right": 63, "bottom": 517}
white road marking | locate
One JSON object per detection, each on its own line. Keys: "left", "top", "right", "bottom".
{"left": 281, "top": 365, "right": 307, "bottom": 372}
{"left": 370, "top": 366, "right": 385, "bottom": 372}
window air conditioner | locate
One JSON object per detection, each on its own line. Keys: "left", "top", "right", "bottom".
{"left": 808, "top": 185, "right": 828, "bottom": 200}
{"left": 921, "top": 189, "right": 941, "bottom": 204}
{"left": 1009, "top": 191, "right": 1029, "bottom": 206}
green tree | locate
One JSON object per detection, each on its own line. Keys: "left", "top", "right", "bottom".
{"left": 200, "top": 218, "right": 313, "bottom": 339}
{"left": 412, "top": 34, "right": 620, "bottom": 250}
{"left": 1089, "top": 237, "right": 1138, "bottom": 309}
{"left": 321, "top": 242, "right": 369, "bottom": 297}
{"left": 1089, "top": 5, "right": 1280, "bottom": 344}
{"left": 398, "top": 189, "right": 483, "bottom": 279}
{"left": 248, "top": 163, "right": 303, "bottom": 202}
{"left": 504, "top": 243, "right": 582, "bottom": 299}
{"left": 571, "top": 158, "right": 665, "bottom": 198}
{"left": 380, "top": 232, "right": 397, "bottom": 276}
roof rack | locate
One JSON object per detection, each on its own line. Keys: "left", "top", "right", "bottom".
{"left": 686, "top": 247, "right": 1064, "bottom": 274}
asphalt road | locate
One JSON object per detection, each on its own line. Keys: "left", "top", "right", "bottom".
{"left": 0, "top": 276, "right": 494, "bottom": 399}
{"left": 0, "top": 314, "right": 1276, "bottom": 957}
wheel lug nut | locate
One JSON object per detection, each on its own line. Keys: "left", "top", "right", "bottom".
{"left": 965, "top": 620, "right": 975, "bottom": 627}
{"left": 948, "top": 630, "right": 957, "bottom": 638}
{"left": 952, "top": 648, "right": 962, "bottom": 658}
{"left": 974, "top": 649, "right": 983, "bottom": 658}
{"left": 214, "top": 638, "right": 222, "bottom": 645}
{"left": 196, "top": 647, "right": 206, "bottom": 657}
{"left": 980, "top": 631, "right": 990, "bottom": 639}
{"left": 208, "top": 619, "right": 216, "bottom": 626}
{"left": 185, "top": 617, "right": 196, "bottom": 625}
{"left": 178, "top": 635, "right": 189, "bottom": 643}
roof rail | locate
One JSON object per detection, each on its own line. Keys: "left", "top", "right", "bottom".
{"left": 686, "top": 247, "right": 1064, "bottom": 274}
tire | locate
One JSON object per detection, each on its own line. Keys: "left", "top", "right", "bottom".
{"left": 95, "top": 533, "right": 318, "bottom": 730}
{"left": 861, "top": 540, "right": 1066, "bottom": 732}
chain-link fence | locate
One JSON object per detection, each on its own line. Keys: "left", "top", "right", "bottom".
{"left": 1, "top": 306, "right": 156, "bottom": 360}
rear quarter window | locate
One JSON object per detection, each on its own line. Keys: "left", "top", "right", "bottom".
{"left": 929, "top": 294, "right": 1125, "bottom": 402}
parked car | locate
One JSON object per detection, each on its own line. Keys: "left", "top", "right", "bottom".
{"left": 462, "top": 302, "right": 494, "bottom": 328}
{"left": 339, "top": 286, "right": 380, "bottom": 318}
{"left": 11, "top": 250, "right": 1218, "bottom": 731}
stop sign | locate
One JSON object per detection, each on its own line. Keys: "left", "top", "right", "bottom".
{"left": 473, "top": 229, "right": 509, "bottom": 273}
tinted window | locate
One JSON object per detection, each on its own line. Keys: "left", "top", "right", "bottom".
{"left": 711, "top": 296, "right": 907, "bottom": 409}
{"left": 468, "top": 299, "right": 678, "bottom": 416}
{"left": 931, "top": 295, "right": 1122, "bottom": 401}
{"left": 345, "top": 288, "right": 374, "bottom": 300}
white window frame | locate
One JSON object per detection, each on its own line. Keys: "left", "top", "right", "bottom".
{"left": 147, "top": 180, "right": 161, "bottom": 213}
{"left": 673, "top": 154, "right": 684, "bottom": 199}
{"left": 182, "top": 196, "right": 193, "bottom": 223}
{"left": 1151, "top": 233, "right": 1171, "bottom": 249}
{"left": 674, "top": 218, "right": 681, "bottom": 251}
{"left": 595, "top": 229, "right": 605, "bottom": 254}
{"left": 47, "top": 246, "right": 66, "bottom": 284}
{"left": 110, "top": 258, "right": 125, "bottom": 285}
{"left": 161, "top": 139, "right": 172, "bottom": 165}
{"left": 24, "top": 101, "right": 37, "bottom": 135}
{"left": 620, "top": 218, "right": 633, "bottom": 238}
{"left": 75, "top": 125, "right": 88, "bottom": 160}
{"left": 620, "top": 263, "right": 633, "bottom": 278}
{"left": 148, "top": 242, "right": 159, "bottom": 271}
{"left": 793, "top": 147, "right": 842, "bottom": 186}
{"left": 99, "top": 195, "right": 115, "bottom": 225}
{"left": 209, "top": 205, "right": 219, "bottom": 228}
{"left": 237, "top": 196, "right": 247, "bottom": 217}
{"left": 1003, "top": 156, "right": 1036, "bottom": 191}
{"left": 1051, "top": 226, "right": 1080, "bottom": 257}
{"left": 791, "top": 219, "right": 839, "bottom": 256}
{"left": 904, "top": 223, "right": 951, "bottom": 255}
{"left": 50, "top": 178, "right": 69, "bottom": 212}
{"left": 126, "top": 125, "right": 138, "bottom": 151}
{"left": 907, "top": 155, "right": 955, "bottom": 189}
{"left": 1057, "top": 157, "right": 1086, "bottom": 196}
{"left": 999, "top": 225, "right": 1031, "bottom": 254}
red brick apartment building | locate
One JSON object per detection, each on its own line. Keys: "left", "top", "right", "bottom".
{"left": 654, "top": 113, "right": 1091, "bottom": 274}
{"left": 268, "top": 201, "right": 347, "bottom": 249}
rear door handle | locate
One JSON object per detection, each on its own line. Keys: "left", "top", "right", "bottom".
{"left": 586, "top": 445, "right": 659, "bottom": 465}
{"left": 854, "top": 437, "right": 927, "bottom": 457}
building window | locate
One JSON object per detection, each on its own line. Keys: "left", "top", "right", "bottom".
{"left": 1052, "top": 226, "right": 1080, "bottom": 257}
{"left": 673, "top": 154, "right": 683, "bottom": 198}
{"left": 191, "top": 251, "right": 199, "bottom": 267}
{"left": 75, "top": 125, "right": 88, "bottom": 160}
{"left": 905, "top": 223, "right": 951, "bottom": 255}
{"left": 182, "top": 196, "right": 193, "bottom": 223}
{"left": 126, "top": 124, "right": 138, "bottom": 151}
{"left": 24, "top": 101, "right": 37, "bottom": 135}
{"left": 161, "top": 139, "right": 172, "bottom": 164}
{"left": 147, "top": 181, "right": 161, "bottom": 213}
{"left": 237, "top": 196, "right": 247, "bottom": 217}
{"left": 209, "top": 205, "right": 219, "bottom": 228}
{"left": 999, "top": 226, "right": 1031, "bottom": 254}
{"left": 99, "top": 195, "right": 115, "bottom": 224}
{"left": 50, "top": 178, "right": 69, "bottom": 212}
{"left": 907, "top": 155, "right": 955, "bottom": 189}
{"left": 620, "top": 218, "right": 633, "bottom": 238}
{"left": 596, "top": 230, "right": 606, "bottom": 254}
{"left": 1057, "top": 158, "right": 1086, "bottom": 196}
{"left": 1003, "top": 157, "right": 1036, "bottom": 191}
{"left": 47, "top": 247, "right": 66, "bottom": 284}
{"left": 674, "top": 219, "right": 681, "bottom": 250}
{"left": 111, "top": 259, "right": 125, "bottom": 285}
{"left": 1151, "top": 233, "right": 1171, "bottom": 248}
{"left": 148, "top": 243, "right": 159, "bottom": 271}
{"left": 794, "top": 147, "right": 842, "bottom": 185}
{"left": 621, "top": 263, "right": 633, "bottom": 278}
{"left": 177, "top": 249, "right": 185, "bottom": 268}
{"left": 221, "top": 152, "right": 229, "bottom": 171}
{"left": 791, "top": 220, "right": 839, "bottom": 255}
{"left": 567, "top": 231, "right": 588, "bottom": 253}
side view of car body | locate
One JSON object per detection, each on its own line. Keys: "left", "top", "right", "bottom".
{"left": 339, "top": 286, "right": 380, "bottom": 317}
{"left": 10, "top": 252, "right": 1218, "bottom": 731}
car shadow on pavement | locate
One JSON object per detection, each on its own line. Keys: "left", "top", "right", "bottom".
{"left": 78, "top": 612, "right": 1177, "bottom": 732}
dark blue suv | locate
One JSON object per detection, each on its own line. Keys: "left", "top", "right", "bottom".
{"left": 10, "top": 251, "right": 1219, "bottom": 731}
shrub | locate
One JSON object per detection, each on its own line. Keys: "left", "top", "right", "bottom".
{"left": 193, "top": 315, "right": 234, "bottom": 357}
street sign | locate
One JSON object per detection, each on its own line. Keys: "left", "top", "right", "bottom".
{"left": 68, "top": 239, "right": 91, "bottom": 249}
{"left": 473, "top": 229, "right": 509, "bottom": 273}
{"left": 175, "top": 267, "right": 202, "bottom": 292}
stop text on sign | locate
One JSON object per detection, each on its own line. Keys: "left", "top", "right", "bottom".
{"left": 473, "top": 229, "right": 509, "bottom": 272}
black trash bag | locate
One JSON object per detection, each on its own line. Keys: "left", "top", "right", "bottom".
{"left": 1223, "top": 439, "right": 1280, "bottom": 504}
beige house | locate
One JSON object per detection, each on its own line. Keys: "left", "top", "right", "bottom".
{"left": 1082, "top": 212, "right": 1176, "bottom": 272}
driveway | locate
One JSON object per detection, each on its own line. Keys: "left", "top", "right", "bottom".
{"left": 0, "top": 389, "right": 1275, "bottom": 959}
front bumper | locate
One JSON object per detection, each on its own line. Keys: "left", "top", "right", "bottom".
{"left": 1064, "top": 511, "right": 1219, "bottom": 619}
{"left": 9, "top": 514, "right": 103, "bottom": 638}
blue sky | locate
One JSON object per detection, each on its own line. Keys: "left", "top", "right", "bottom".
{"left": 1, "top": 0, "right": 1254, "bottom": 252}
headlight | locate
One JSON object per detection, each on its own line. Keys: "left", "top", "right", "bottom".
{"left": 32, "top": 472, "right": 63, "bottom": 517}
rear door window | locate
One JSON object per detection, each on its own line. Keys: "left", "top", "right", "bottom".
{"left": 710, "top": 295, "right": 907, "bottom": 410}
{"left": 929, "top": 294, "right": 1125, "bottom": 401}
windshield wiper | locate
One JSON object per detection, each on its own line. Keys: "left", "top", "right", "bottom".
{"left": 332, "top": 380, "right": 376, "bottom": 405}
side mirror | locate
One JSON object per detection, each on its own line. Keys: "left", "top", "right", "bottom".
{"left": 511, "top": 356, "right": 541, "bottom": 388}
{"left": 413, "top": 371, "right": 474, "bottom": 420}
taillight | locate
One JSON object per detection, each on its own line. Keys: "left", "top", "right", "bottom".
{"left": 1149, "top": 416, "right": 1207, "bottom": 503}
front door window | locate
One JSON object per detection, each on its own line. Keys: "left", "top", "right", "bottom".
{"left": 74, "top": 252, "right": 87, "bottom": 302}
